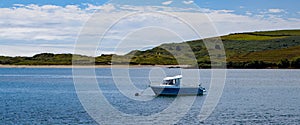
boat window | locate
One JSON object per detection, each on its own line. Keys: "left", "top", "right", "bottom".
{"left": 163, "top": 80, "right": 174, "bottom": 85}
{"left": 169, "top": 80, "right": 174, "bottom": 85}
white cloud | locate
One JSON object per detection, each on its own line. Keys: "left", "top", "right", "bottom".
{"left": 99, "top": 4, "right": 116, "bottom": 12}
{"left": 86, "top": 4, "right": 102, "bottom": 10}
{"left": 268, "top": 8, "right": 285, "bottom": 13}
{"left": 215, "top": 10, "right": 235, "bottom": 13}
{"left": 13, "top": 4, "right": 25, "bottom": 7}
{"left": 0, "top": 4, "right": 300, "bottom": 56}
{"left": 183, "top": 1, "right": 194, "bottom": 5}
{"left": 40, "top": 5, "right": 61, "bottom": 10}
{"left": 0, "top": 4, "right": 91, "bottom": 41}
{"left": 162, "top": 1, "right": 173, "bottom": 5}
{"left": 246, "top": 11, "right": 252, "bottom": 15}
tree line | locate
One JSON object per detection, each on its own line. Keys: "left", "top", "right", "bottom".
{"left": 1, "top": 53, "right": 300, "bottom": 69}
{"left": 226, "top": 58, "right": 300, "bottom": 69}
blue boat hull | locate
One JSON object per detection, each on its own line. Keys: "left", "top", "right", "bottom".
{"left": 150, "top": 86, "right": 205, "bottom": 96}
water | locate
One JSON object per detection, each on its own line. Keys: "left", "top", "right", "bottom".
{"left": 0, "top": 68, "right": 300, "bottom": 124}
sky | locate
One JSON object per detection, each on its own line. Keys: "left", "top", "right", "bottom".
{"left": 0, "top": 0, "right": 299, "bottom": 56}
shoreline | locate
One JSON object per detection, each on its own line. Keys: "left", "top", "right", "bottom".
{"left": 0, "top": 65, "right": 190, "bottom": 69}
{"left": 0, "top": 65, "right": 298, "bottom": 69}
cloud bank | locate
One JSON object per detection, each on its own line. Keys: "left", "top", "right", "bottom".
{"left": 0, "top": 3, "right": 299, "bottom": 56}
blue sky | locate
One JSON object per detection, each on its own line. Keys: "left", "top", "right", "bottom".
{"left": 0, "top": 0, "right": 106, "bottom": 7}
{"left": 0, "top": 0, "right": 299, "bottom": 56}
{"left": 197, "top": 0, "right": 300, "bottom": 18}
{"left": 1, "top": 0, "right": 299, "bottom": 17}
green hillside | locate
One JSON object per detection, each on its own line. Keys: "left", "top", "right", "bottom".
{"left": 119, "top": 29, "right": 300, "bottom": 68}
{"left": 1, "top": 29, "right": 300, "bottom": 68}
{"left": 229, "top": 45, "right": 300, "bottom": 62}
{"left": 0, "top": 53, "right": 93, "bottom": 65}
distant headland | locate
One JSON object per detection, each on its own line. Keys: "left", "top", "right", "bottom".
{"left": 1, "top": 29, "right": 300, "bottom": 69}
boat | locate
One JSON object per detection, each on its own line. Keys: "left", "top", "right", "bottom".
{"left": 150, "top": 75, "right": 206, "bottom": 96}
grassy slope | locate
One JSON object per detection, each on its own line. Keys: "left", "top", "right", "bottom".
{"left": 229, "top": 45, "right": 300, "bottom": 62}
{"left": 96, "top": 29, "right": 300, "bottom": 65}
{"left": 1, "top": 30, "right": 300, "bottom": 66}
{"left": 222, "top": 30, "right": 300, "bottom": 62}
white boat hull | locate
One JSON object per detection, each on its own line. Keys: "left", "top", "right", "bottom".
{"left": 150, "top": 85, "right": 205, "bottom": 96}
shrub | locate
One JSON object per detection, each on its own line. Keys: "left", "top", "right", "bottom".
{"left": 278, "top": 59, "right": 290, "bottom": 68}
{"left": 291, "top": 58, "right": 300, "bottom": 68}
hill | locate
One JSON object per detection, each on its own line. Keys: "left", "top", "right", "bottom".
{"left": 117, "top": 29, "right": 300, "bottom": 68}
{"left": 1, "top": 29, "right": 300, "bottom": 68}
{"left": 229, "top": 45, "right": 300, "bottom": 62}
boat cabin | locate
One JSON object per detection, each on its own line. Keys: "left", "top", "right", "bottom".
{"left": 162, "top": 75, "right": 182, "bottom": 86}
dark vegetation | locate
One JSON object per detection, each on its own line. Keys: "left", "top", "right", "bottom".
{"left": 1, "top": 29, "right": 300, "bottom": 69}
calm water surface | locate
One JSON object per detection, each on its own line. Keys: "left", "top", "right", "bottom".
{"left": 0, "top": 68, "right": 299, "bottom": 124}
